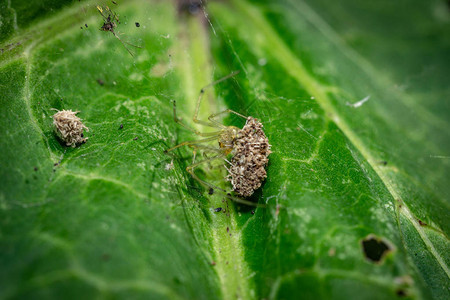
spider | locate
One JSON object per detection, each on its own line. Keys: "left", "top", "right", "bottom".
{"left": 96, "top": 5, "right": 141, "bottom": 57}
{"left": 165, "top": 71, "right": 271, "bottom": 206}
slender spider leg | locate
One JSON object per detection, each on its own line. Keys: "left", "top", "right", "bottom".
{"left": 111, "top": 31, "right": 136, "bottom": 57}
{"left": 172, "top": 100, "right": 222, "bottom": 136}
{"left": 186, "top": 155, "right": 261, "bottom": 207}
{"left": 225, "top": 193, "right": 265, "bottom": 207}
{"left": 187, "top": 144, "right": 223, "bottom": 164}
{"left": 96, "top": 5, "right": 108, "bottom": 19}
{"left": 122, "top": 39, "right": 142, "bottom": 48}
{"left": 193, "top": 71, "right": 241, "bottom": 128}
{"left": 165, "top": 135, "right": 220, "bottom": 153}
{"left": 208, "top": 109, "right": 247, "bottom": 126}
{"left": 187, "top": 144, "right": 223, "bottom": 154}
{"left": 186, "top": 154, "right": 227, "bottom": 192}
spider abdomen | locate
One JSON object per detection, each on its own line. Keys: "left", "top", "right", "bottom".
{"left": 227, "top": 117, "right": 271, "bottom": 197}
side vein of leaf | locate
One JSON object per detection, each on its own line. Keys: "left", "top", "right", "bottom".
{"left": 285, "top": 0, "right": 450, "bottom": 131}
{"left": 57, "top": 169, "right": 147, "bottom": 199}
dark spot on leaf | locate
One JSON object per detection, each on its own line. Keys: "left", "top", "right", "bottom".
{"left": 34, "top": 167, "right": 38, "bottom": 171}
{"left": 208, "top": 188, "right": 214, "bottom": 195}
{"left": 80, "top": 27, "right": 83, "bottom": 29}
{"left": 361, "top": 234, "right": 394, "bottom": 263}
{"left": 396, "top": 289, "right": 407, "bottom": 297}
{"left": 101, "top": 253, "right": 110, "bottom": 261}
{"left": 417, "top": 219, "right": 427, "bottom": 226}
{"left": 135, "top": 22, "right": 140, "bottom": 27}
{"left": 380, "top": 160, "right": 388, "bottom": 166}
{"left": 214, "top": 207, "right": 222, "bottom": 212}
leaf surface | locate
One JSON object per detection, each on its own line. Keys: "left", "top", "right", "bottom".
{"left": 0, "top": 0, "right": 449, "bottom": 299}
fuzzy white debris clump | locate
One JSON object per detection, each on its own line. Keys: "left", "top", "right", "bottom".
{"left": 227, "top": 117, "right": 271, "bottom": 197}
{"left": 52, "top": 109, "right": 89, "bottom": 147}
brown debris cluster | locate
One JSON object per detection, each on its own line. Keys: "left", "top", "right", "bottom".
{"left": 52, "top": 110, "right": 89, "bottom": 147}
{"left": 227, "top": 117, "right": 271, "bottom": 197}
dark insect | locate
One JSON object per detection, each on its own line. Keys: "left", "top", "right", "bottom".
{"left": 96, "top": 5, "right": 141, "bottom": 57}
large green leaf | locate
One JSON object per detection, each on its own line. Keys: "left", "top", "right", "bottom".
{"left": 1, "top": 0, "right": 448, "bottom": 299}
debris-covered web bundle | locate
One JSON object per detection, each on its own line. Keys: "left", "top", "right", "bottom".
{"left": 52, "top": 110, "right": 89, "bottom": 147}
{"left": 227, "top": 117, "right": 271, "bottom": 197}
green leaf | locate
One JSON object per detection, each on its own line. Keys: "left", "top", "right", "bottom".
{"left": 1, "top": 0, "right": 448, "bottom": 299}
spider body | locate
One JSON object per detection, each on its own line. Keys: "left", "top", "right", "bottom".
{"left": 218, "top": 126, "right": 240, "bottom": 155}
{"left": 96, "top": 5, "right": 140, "bottom": 57}
{"left": 101, "top": 16, "right": 116, "bottom": 32}
{"left": 166, "top": 71, "right": 270, "bottom": 206}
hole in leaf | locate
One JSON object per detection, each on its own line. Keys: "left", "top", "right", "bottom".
{"left": 396, "top": 289, "right": 407, "bottom": 297}
{"left": 361, "top": 234, "right": 394, "bottom": 263}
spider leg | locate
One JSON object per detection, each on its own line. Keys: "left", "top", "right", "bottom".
{"left": 187, "top": 144, "right": 223, "bottom": 166}
{"left": 208, "top": 109, "right": 247, "bottom": 126}
{"left": 122, "top": 40, "right": 142, "bottom": 48}
{"left": 96, "top": 6, "right": 108, "bottom": 19}
{"left": 186, "top": 154, "right": 228, "bottom": 193}
{"left": 165, "top": 135, "right": 219, "bottom": 153}
{"left": 172, "top": 100, "right": 222, "bottom": 136}
{"left": 186, "top": 153, "right": 264, "bottom": 207}
{"left": 193, "top": 71, "right": 241, "bottom": 128}
{"left": 224, "top": 193, "right": 265, "bottom": 207}
{"left": 112, "top": 31, "right": 135, "bottom": 57}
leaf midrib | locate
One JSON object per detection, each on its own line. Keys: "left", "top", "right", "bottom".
{"left": 172, "top": 9, "right": 256, "bottom": 300}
